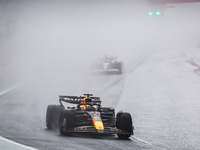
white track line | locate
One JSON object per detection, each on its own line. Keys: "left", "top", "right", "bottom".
{"left": 0, "top": 84, "right": 20, "bottom": 95}
{"left": 130, "top": 136, "right": 154, "bottom": 147}
{"left": 0, "top": 136, "right": 39, "bottom": 150}
{"left": 131, "top": 136, "right": 168, "bottom": 150}
{"left": 0, "top": 85, "right": 39, "bottom": 150}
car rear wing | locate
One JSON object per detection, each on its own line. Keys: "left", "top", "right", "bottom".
{"left": 59, "top": 95, "right": 101, "bottom": 106}
{"left": 99, "top": 56, "right": 117, "bottom": 60}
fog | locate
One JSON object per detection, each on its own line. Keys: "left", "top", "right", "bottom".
{"left": 13, "top": 0, "right": 149, "bottom": 81}
{"left": 2, "top": 0, "right": 200, "bottom": 98}
{"left": 1, "top": 1, "right": 200, "bottom": 149}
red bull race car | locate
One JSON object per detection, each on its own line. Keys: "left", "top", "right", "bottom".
{"left": 46, "top": 94, "right": 134, "bottom": 139}
{"left": 90, "top": 56, "right": 124, "bottom": 74}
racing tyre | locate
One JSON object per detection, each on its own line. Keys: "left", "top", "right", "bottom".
{"left": 116, "top": 112, "right": 133, "bottom": 139}
{"left": 46, "top": 105, "right": 64, "bottom": 129}
{"left": 59, "top": 110, "right": 76, "bottom": 135}
{"left": 116, "top": 62, "right": 123, "bottom": 74}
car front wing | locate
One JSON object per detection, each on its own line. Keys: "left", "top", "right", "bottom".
{"left": 67, "top": 126, "right": 133, "bottom": 135}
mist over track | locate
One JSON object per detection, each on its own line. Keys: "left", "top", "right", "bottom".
{"left": 0, "top": 1, "right": 200, "bottom": 150}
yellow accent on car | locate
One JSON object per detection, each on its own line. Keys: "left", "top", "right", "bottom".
{"left": 93, "top": 121, "right": 104, "bottom": 130}
{"left": 80, "top": 97, "right": 93, "bottom": 110}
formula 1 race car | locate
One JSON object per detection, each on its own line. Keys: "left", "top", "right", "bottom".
{"left": 46, "top": 94, "right": 134, "bottom": 139}
{"left": 90, "top": 56, "right": 124, "bottom": 74}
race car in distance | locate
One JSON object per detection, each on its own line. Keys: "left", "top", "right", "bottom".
{"left": 90, "top": 56, "right": 124, "bottom": 74}
{"left": 46, "top": 93, "right": 134, "bottom": 139}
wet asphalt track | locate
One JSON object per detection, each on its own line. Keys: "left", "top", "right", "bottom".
{"left": 0, "top": 73, "right": 153, "bottom": 150}
{"left": 1, "top": 1, "right": 200, "bottom": 150}
{"left": 1, "top": 49, "right": 200, "bottom": 150}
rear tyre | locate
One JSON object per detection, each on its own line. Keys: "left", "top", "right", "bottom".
{"left": 46, "top": 105, "right": 64, "bottom": 129}
{"left": 59, "top": 110, "right": 76, "bottom": 135}
{"left": 116, "top": 112, "right": 133, "bottom": 139}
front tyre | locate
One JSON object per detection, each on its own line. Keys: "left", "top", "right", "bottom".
{"left": 116, "top": 62, "right": 123, "bottom": 74}
{"left": 59, "top": 110, "right": 76, "bottom": 135}
{"left": 116, "top": 112, "right": 133, "bottom": 139}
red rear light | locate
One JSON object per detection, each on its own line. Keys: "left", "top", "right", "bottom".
{"left": 93, "top": 113, "right": 98, "bottom": 116}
